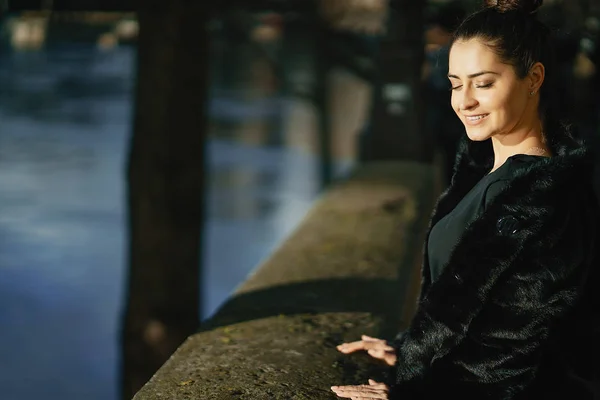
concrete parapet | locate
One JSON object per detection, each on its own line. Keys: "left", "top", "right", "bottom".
{"left": 133, "top": 161, "right": 437, "bottom": 399}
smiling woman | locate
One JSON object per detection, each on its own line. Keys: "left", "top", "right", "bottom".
{"left": 331, "top": 0, "right": 600, "bottom": 399}
{"left": 448, "top": 38, "right": 547, "bottom": 172}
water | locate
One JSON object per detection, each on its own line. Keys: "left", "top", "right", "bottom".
{"left": 0, "top": 20, "right": 367, "bottom": 400}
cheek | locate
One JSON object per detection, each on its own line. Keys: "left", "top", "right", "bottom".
{"left": 479, "top": 92, "right": 512, "bottom": 123}
{"left": 477, "top": 92, "right": 497, "bottom": 110}
{"left": 485, "top": 86, "right": 527, "bottom": 120}
{"left": 491, "top": 94, "right": 524, "bottom": 122}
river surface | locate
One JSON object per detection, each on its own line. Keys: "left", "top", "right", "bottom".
{"left": 0, "top": 19, "right": 368, "bottom": 400}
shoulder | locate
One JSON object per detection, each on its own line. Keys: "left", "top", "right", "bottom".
{"left": 484, "top": 173, "right": 597, "bottom": 251}
{"left": 483, "top": 179, "right": 509, "bottom": 210}
{"left": 473, "top": 154, "right": 596, "bottom": 237}
{"left": 490, "top": 153, "right": 591, "bottom": 209}
{"left": 482, "top": 156, "right": 567, "bottom": 215}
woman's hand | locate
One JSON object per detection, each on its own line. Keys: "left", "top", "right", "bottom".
{"left": 337, "top": 335, "right": 397, "bottom": 366}
{"left": 331, "top": 379, "right": 390, "bottom": 399}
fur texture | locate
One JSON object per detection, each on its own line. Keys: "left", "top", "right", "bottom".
{"left": 390, "top": 132, "right": 600, "bottom": 399}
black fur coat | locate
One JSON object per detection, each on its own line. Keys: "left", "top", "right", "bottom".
{"left": 390, "top": 132, "right": 600, "bottom": 400}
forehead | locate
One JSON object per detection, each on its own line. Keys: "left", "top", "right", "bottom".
{"left": 448, "top": 39, "right": 508, "bottom": 76}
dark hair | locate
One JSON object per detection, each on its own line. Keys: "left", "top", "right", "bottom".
{"left": 451, "top": 0, "right": 566, "bottom": 143}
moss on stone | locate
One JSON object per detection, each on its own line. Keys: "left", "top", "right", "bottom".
{"left": 133, "top": 162, "right": 437, "bottom": 399}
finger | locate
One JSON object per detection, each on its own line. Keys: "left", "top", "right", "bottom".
{"left": 384, "top": 354, "right": 397, "bottom": 366}
{"left": 368, "top": 380, "right": 389, "bottom": 390}
{"left": 332, "top": 387, "right": 389, "bottom": 399}
{"left": 367, "top": 346, "right": 394, "bottom": 357}
{"left": 331, "top": 386, "right": 360, "bottom": 399}
{"left": 364, "top": 341, "right": 388, "bottom": 351}
{"left": 384, "top": 352, "right": 397, "bottom": 365}
{"left": 333, "top": 389, "right": 387, "bottom": 398}
{"left": 337, "top": 340, "right": 366, "bottom": 353}
{"left": 332, "top": 385, "right": 379, "bottom": 392}
{"left": 361, "top": 339, "right": 394, "bottom": 352}
{"left": 342, "top": 340, "right": 389, "bottom": 353}
{"left": 368, "top": 348, "right": 385, "bottom": 359}
{"left": 337, "top": 341, "right": 363, "bottom": 351}
{"left": 332, "top": 385, "right": 387, "bottom": 395}
{"left": 351, "top": 397, "right": 387, "bottom": 400}
{"left": 361, "top": 335, "right": 382, "bottom": 342}
{"left": 361, "top": 335, "right": 393, "bottom": 350}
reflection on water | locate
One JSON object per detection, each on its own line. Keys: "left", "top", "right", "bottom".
{"left": 0, "top": 19, "right": 368, "bottom": 400}
{"left": 0, "top": 42, "right": 132, "bottom": 400}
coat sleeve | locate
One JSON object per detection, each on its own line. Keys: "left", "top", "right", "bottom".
{"left": 389, "top": 198, "right": 593, "bottom": 399}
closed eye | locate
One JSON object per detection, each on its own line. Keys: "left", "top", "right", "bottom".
{"left": 450, "top": 82, "right": 493, "bottom": 91}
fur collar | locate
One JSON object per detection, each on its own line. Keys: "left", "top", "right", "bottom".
{"left": 433, "top": 127, "right": 593, "bottom": 227}
{"left": 420, "top": 127, "right": 595, "bottom": 297}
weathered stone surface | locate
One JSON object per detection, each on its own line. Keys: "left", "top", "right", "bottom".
{"left": 133, "top": 161, "right": 437, "bottom": 399}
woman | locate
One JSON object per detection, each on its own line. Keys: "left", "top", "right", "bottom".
{"left": 331, "top": 0, "right": 599, "bottom": 399}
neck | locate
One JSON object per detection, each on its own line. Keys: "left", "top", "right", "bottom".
{"left": 489, "top": 126, "right": 549, "bottom": 173}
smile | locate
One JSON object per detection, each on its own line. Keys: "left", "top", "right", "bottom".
{"left": 464, "top": 114, "right": 489, "bottom": 125}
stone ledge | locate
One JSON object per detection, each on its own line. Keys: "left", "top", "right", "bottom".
{"left": 133, "top": 161, "right": 437, "bottom": 400}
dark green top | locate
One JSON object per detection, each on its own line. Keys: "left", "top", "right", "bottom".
{"left": 428, "top": 155, "right": 542, "bottom": 282}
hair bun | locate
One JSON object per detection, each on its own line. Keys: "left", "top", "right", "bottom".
{"left": 484, "top": 0, "right": 543, "bottom": 14}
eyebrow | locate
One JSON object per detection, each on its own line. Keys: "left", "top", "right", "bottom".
{"left": 447, "top": 71, "right": 500, "bottom": 79}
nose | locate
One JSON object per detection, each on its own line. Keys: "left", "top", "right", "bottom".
{"left": 458, "top": 87, "right": 478, "bottom": 111}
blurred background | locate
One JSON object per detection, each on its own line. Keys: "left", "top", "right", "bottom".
{"left": 0, "top": 0, "right": 599, "bottom": 399}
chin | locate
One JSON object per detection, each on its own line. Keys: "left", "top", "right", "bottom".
{"left": 464, "top": 127, "right": 492, "bottom": 142}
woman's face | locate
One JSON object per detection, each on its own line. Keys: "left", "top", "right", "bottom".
{"left": 448, "top": 38, "right": 535, "bottom": 142}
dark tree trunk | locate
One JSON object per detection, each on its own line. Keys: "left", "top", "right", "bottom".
{"left": 315, "top": 20, "right": 333, "bottom": 188}
{"left": 360, "top": 0, "right": 427, "bottom": 162}
{"left": 121, "top": 2, "right": 208, "bottom": 399}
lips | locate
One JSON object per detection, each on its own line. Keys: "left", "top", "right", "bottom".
{"left": 464, "top": 113, "right": 489, "bottom": 125}
{"left": 465, "top": 114, "right": 488, "bottom": 121}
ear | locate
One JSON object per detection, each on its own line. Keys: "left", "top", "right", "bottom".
{"left": 528, "top": 62, "right": 545, "bottom": 93}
